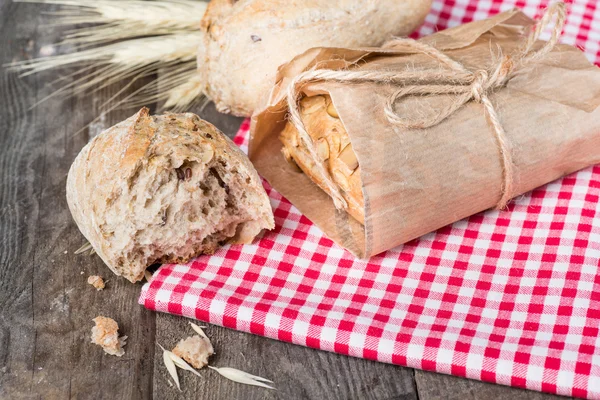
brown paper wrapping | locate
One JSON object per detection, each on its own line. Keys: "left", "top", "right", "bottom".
{"left": 249, "top": 9, "right": 600, "bottom": 258}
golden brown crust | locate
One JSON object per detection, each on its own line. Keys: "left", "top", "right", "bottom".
{"left": 198, "top": 0, "right": 432, "bottom": 116}
{"left": 280, "top": 95, "right": 365, "bottom": 224}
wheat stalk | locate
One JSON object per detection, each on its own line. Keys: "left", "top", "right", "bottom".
{"left": 74, "top": 242, "right": 93, "bottom": 254}
{"left": 168, "top": 351, "right": 203, "bottom": 378}
{"left": 189, "top": 322, "right": 210, "bottom": 340}
{"left": 159, "top": 344, "right": 182, "bottom": 391}
{"left": 13, "top": 33, "right": 201, "bottom": 74}
{"left": 17, "top": 0, "right": 207, "bottom": 45}
{"left": 208, "top": 366, "right": 275, "bottom": 390}
{"left": 10, "top": 0, "right": 207, "bottom": 113}
{"left": 157, "top": 329, "right": 274, "bottom": 391}
{"left": 163, "top": 71, "right": 206, "bottom": 112}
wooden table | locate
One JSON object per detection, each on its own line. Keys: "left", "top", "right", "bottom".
{"left": 0, "top": 2, "right": 570, "bottom": 399}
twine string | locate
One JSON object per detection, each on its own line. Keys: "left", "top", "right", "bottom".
{"left": 286, "top": 2, "right": 566, "bottom": 210}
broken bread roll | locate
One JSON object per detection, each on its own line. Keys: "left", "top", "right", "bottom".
{"left": 67, "top": 108, "right": 274, "bottom": 283}
{"left": 279, "top": 95, "right": 364, "bottom": 224}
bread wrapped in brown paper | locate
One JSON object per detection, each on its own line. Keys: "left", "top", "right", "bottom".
{"left": 250, "top": 5, "right": 600, "bottom": 258}
{"left": 279, "top": 95, "right": 365, "bottom": 224}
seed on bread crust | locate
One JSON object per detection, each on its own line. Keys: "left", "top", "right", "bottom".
{"left": 316, "top": 138, "right": 330, "bottom": 160}
{"left": 300, "top": 95, "right": 326, "bottom": 114}
{"left": 282, "top": 147, "right": 302, "bottom": 172}
{"left": 339, "top": 144, "right": 358, "bottom": 171}
{"left": 326, "top": 102, "right": 339, "bottom": 118}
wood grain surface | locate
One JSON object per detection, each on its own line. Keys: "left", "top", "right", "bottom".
{"left": 0, "top": 1, "right": 570, "bottom": 399}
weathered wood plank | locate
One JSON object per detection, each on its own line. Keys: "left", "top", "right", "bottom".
{"left": 0, "top": 2, "right": 156, "bottom": 399}
{"left": 0, "top": 3, "right": 43, "bottom": 400}
{"left": 27, "top": 82, "right": 158, "bottom": 398}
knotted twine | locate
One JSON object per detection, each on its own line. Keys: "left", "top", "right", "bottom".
{"left": 286, "top": 2, "right": 566, "bottom": 211}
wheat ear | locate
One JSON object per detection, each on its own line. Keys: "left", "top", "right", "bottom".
{"left": 17, "top": 0, "right": 208, "bottom": 45}
{"left": 9, "top": 0, "right": 207, "bottom": 113}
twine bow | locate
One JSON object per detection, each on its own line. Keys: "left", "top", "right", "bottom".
{"left": 287, "top": 2, "right": 567, "bottom": 211}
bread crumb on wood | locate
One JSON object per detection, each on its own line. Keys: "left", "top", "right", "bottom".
{"left": 172, "top": 335, "right": 214, "bottom": 369}
{"left": 87, "top": 275, "right": 105, "bottom": 290}
{"left": 91, "top": 316, "right": 127, "bottom": 357}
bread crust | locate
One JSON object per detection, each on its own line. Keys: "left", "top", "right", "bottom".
{"left": 198, "top": 0, "right": 432, "bottom": 116}
{"left": 67, "top": 108, "right": 274, "bottom": 282}
{"left": 280, "top": 95, "right": 365, "bottom": 224}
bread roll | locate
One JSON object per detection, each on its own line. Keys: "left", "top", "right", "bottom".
{"left": 279, "top": 95, "right": 364, "bottom": 224}
{"left": 198, "top": 0, "right": 432, "bottom": 116}
{"left": 67, "top": 108, "right": 274, "bottom": 283}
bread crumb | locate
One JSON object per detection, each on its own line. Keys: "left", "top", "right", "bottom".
{"left": 87, "top": 275, "right": 105, "bottom": 290}
{"left": 172, "top": 335, "right": 214, "bottom": 369}
{"left": 91, "top": 316, "right": 127, "bottom": 357}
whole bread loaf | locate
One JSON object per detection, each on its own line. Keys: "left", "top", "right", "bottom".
{"left": 67, "top": 108, "right": 274, "bottom": 282}
{"left": 280, "top": 95, "right": 364, "bottom": 224}
{"left": 198, "top": 0, "right": 432, "bottom": 116}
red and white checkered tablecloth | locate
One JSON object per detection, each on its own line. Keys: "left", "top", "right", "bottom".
{"left": 140, "top": 1, "right": 600, "bottom": 398}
